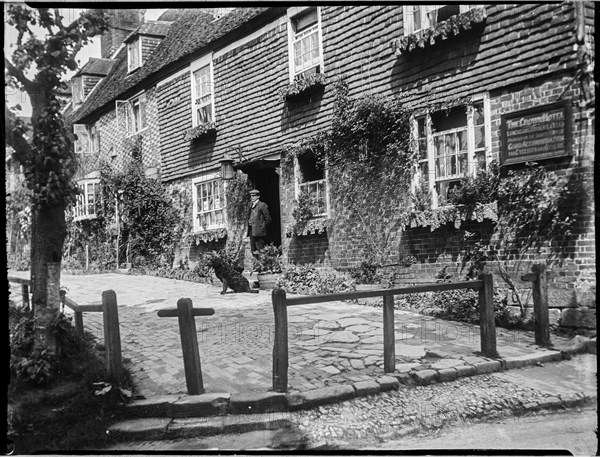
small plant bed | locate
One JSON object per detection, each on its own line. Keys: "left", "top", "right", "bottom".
{"left": 8, "top": 304, "right": 134, "bottom": 453}
{"left": 278, "top": 73, "right": 327, "bottom": 102}
{"left": 278, "top": 264, "right": 355, "bottom": 295}
{"left": 351, "top": 281, "right": 535, "bottom": 331}
{"left": 183, "top": 122, "right": 217, "bottom": 141}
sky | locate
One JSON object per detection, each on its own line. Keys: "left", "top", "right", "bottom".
{"left": 4, "top": 7, "right": 167, "bottom": 116}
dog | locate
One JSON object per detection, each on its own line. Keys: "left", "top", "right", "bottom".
{"left": 208, "top": 256, "right": 258, "bottom": 294}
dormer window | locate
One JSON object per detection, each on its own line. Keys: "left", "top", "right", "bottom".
{"left": 128, "top": 38, "right": 142, "bottom": 73}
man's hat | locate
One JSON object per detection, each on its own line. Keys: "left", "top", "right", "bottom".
{"left": 249, "top": 189, "right": 260, "bottom": 195}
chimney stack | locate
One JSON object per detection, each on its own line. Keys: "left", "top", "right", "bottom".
{"left": 100, "top": 9, "right": 146, "bottom": 59}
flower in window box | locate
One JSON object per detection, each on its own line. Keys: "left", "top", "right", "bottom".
{"left": 278, "top": 73, "right": 328, "bottom": 102}
{"left": 393, "top": 6, "right": 487, "bottom": 56}
{"left": 183, "top": 122, "right": 217, "bottom": 141}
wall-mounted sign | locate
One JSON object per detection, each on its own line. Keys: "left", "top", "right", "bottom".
{"left": 501, "top": 101, "right": 572, "bottom": 165}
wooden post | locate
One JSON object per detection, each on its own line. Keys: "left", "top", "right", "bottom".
{"left": 478, "top": 273, "right": 497, "bottom": 358}
{"left": 74, "top": 311, "right": 84, "bottom": 335}
{"left": 532, "top": 263, "right": 550, "bottom": 347}
{"left": 272, "top": 288, "right": 289, "bottom": 393}
{"left": 102, "top": 290, "right": 123, "bottom": 379}
{"left": 157, "top": 302, "right": 213, "bottom": 395}
{"left": 176, "top": 298, "right": 204, "bottom": 395}
{"left": 383, "top": 294, "right": 395, "bottom": 373}
{"left": 85, "top": 244, "right": 89, "bottom": 270}
{"left": 21, "top": 284, "right": 30, "bottom": 309}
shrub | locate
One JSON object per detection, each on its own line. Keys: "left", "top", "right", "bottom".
{"left": 252, "top": 244, "right": 282, "bottom": 274}
{"left": 279, "top": 264, "right": 354, "bottom": 295}
{"left": 348, "top": 260, "right": 382, "bottom": 285}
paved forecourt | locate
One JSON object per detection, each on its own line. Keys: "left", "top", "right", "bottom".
{"left": 11, "top": 272, "right": 572, "bottom": 398}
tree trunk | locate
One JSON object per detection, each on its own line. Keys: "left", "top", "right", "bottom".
{"left": 30, "top": 202, "right": 67, "bottom": 355}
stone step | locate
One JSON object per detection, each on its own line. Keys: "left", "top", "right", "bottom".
{"left": 107, "top": 412, "right": 295, "bottom": 443}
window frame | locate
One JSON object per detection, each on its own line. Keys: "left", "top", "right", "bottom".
{"left": 73, "top": 178, "right": 100, "bottom": 221}
{"left": 127, "top": 37, "right": 142, "bottom": 73}
{"left": 286, "top": 6, "right": 324, "bottom": 82}
{"left": 190, "top": 54, "right": 215, "bottom": 128}
{"left": 411, "top": 93, "right": 491, "bottom": 208}
{"left": 191, "top": 172, "right": 226, "bottom": 232}
{"left": 125, "top": 92, "right": 147, "bottom": 137}
{"left": 89, "top": 123, "right": 100, "bottom": 154}
{"left": 294, "top": 153, "right": 329, "bottom": 218}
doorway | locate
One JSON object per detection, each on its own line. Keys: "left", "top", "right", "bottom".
{"left": 239, "top": 160, "right": 281, "bottom": 247}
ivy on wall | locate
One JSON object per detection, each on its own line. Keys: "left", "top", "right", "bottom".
{"left": 65, "top": 161, "right": 180, "bottom": 270}
{"left": 282, "top": 79, "right": 416, "bottom": 265}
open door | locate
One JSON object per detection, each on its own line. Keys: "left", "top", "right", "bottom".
{"left": 239, "top": 159, "right": 281, "bottom": 247}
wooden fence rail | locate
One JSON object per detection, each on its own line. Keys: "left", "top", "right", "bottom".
{"left": 272, "top": 274, "right": 496, "bottom": 393}
{"left": 8, "top": 276, "right": 122, "bottom": 379}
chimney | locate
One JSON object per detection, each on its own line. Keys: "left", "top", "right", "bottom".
{"left": 100, "top": 9, "right": 146, "bottom": 58}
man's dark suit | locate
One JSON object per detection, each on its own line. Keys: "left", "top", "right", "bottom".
{"left": 248, "top": 200, "right": 271, "bottom": 254}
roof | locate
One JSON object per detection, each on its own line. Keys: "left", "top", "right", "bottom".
{"left": 75, "top": 57, "right": 116, "bottom": 77}
{"left": 72, "top": 7, "right": 274, "bottom": 124}
{"left": 124, "top": 20, "right": 173, "bottom": 43}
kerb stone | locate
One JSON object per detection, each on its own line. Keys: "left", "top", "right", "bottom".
{"left": 230, "top": 392, "right": 288, "bottom": 414}
{"left": 376, "top": 375, "right": 400, "bottom": 391}
{"left": 474, "top": 360, "right": 502, "bottom": 374}
{"left": 125, "top": 395, "right": 181, "bottom": 417}
{"left": 411, "top": 369, "right": 438, "bottom": 385}
{"left": 353, "top": 380, "right": 380, "bottom": 396}
{"left": 287, "top": 385, "right": 355, "bottom": 409}
{"left": 171, "top": 393, "right": 231, "bottom": 417}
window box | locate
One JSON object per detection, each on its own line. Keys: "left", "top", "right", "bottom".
{"left": 393, "top": 6, "right": 487, "bottom": 56}
{"left": 404, "top": 201, "right": 498, "bottom": 232}
{"left": 187, "top": 228, "right": 228, "bottom": 245}
{"left": 184, "top": 122, "right": 217, "bottom": 141}
{"left": 286, "top": 216, "right": 332, "bottom": 237}
{"left": 278, "top": 73, "right": 327, "bottom": 102}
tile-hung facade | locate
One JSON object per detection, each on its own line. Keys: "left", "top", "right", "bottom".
{"left": 69, "top": 5, "right": 595, "bottom": 331}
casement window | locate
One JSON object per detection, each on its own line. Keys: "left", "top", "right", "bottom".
{"left": 412, "top": 94, "right": 491, "bottom": 207}
{"left": 126, "top": 93, "right": 147, "bottom": 135}
{"left": 89, "top": 124, "right": 100, "bottom": 154}
{"left": 288, "top": 7, "right": 323, "bottom": 80}
{"left": 73, "top": 124, "right": 90, "bottom": 155}
{"left": 296, "top": 152, "right": 328, "bottom": 217}
{"left": 73, "top": 179, "right": 99, "bottom": 220}
{"left": 403, "top": 5, "right": 478, "bottom": 35}
{"left": 127, "top": 38, "right": 142, "bottom": 73}
{"left": 192, "top": 63, "right": 214, "bottom": 126}
{"left": 192, "top": 173, "right": 225, "bottom": 232}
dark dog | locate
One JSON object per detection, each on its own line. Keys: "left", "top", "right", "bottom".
{"left": 209, "top": 256, "right": 258, "bottom": 294}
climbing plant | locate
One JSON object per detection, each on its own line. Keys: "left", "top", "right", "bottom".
{"left": 327, "top": 79, "right": 415, "bottom": 263}
{"left": 224, "top": 170, "right": 252, "bottom": 260}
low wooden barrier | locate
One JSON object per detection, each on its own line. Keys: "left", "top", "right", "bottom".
{"left": 8, "top": 276, "right": 122, "bottom": 379}
{"left": 157, "top": 298, "right": 215, "bottom": 395}
{"left": 8, "top": 276, "right": 31, "bottom": 309}
{"left": 272, "top": 274, "right": 496, "bottom": 393}
{"left": 521, "top": 263, "right": 550, "bottom": 347}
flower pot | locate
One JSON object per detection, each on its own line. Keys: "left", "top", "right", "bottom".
{"left": 257, "top": 273, "right": 281, "bottom": 290}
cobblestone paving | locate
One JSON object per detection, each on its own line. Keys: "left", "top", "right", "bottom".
{"left": 106, "top": 355, "right": 597, "bottom": 451}
{"left": 10, "top": 272, "right": 573, "bottom": 398}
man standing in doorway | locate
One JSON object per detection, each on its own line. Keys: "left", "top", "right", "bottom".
{"left": 247, "top": 189, "right": 271, "bottom": 257}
